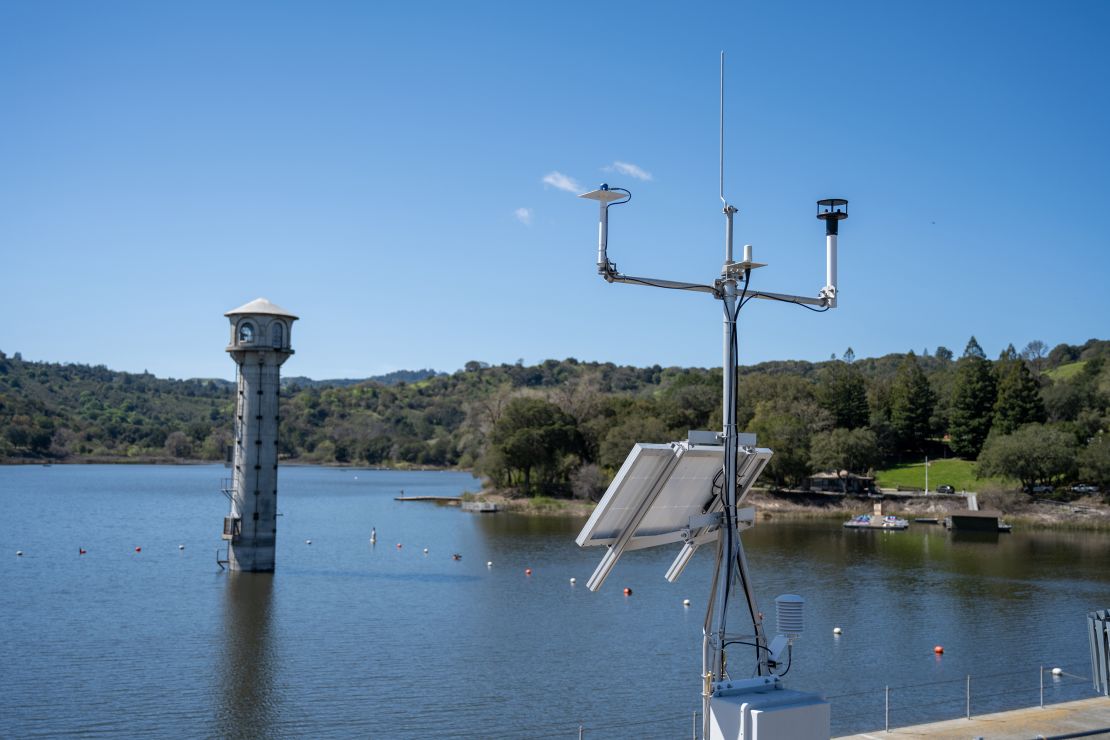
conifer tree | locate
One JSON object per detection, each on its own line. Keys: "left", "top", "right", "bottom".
{"left": 993, "top": 355, "right": 1046, "bottom": 435}
{"left": 948, "top": 339, "right": 997, "bottom": 458}
{"left": 963, "top": 336, "right": 987, "bottom": 359}
{"left": 889, "top": 352, "right": 935, "bottom": 451}
{"left": 816, "top": 362, "right": 870, "bottom": 430}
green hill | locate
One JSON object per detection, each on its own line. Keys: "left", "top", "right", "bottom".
{"left": 1, "top": 335, "right": 1107, "bottom": 497}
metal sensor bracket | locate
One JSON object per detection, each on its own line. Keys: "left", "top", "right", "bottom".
{"left": 579, "top": 188, "right": 628, "bottom": 203}
{"left": 723, "top": 260, "right": 767, "bottom": 276}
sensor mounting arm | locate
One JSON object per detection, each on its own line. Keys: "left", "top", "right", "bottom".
{"left": 580, "top": 185, "right": 718, "bottom": 295}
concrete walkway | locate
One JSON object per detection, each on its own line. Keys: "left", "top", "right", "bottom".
{"left": 836, "top": 697, "right": 1110, "bottom": 739}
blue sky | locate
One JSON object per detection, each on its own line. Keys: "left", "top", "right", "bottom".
{"left": 2, "top": 1, "right": 1108, "bottom": 381}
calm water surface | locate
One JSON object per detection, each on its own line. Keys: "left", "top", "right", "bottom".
{"left": 2, "top": 465, "right": 1107, "bottom": 738}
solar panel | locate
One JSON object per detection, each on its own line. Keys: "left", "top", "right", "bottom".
{"left": 576, "top": 440, "right": 772, "bottom": 591}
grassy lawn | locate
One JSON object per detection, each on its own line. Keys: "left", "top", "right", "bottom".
{"left": 1044, "top": 360, "right": 1087, "bottom": 381}
{"left": 875, "top": 458, "right": 1014, "bottom": 492}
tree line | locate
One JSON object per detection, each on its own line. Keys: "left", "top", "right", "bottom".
{"left": 0, "top": 338, "right": 1107, "bottom": 497}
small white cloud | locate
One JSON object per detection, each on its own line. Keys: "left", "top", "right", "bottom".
{"left": 607, "top": 161, "right": 653, "bottom": 181}
{"left": 542, "top": 171, "right": 581, "bottom": 193}
{"left": 514, "top": 207, "right": 533, "bottom": 225}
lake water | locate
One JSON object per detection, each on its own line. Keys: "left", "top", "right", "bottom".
{"left": 1, "top": 465, "right": 1106, "bottom": 738}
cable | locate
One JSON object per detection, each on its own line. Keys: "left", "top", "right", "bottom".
{"left": 722, "top": 639, "right": 770, "bottom": 653}
{"left": 776, "top": 643, "right": 793, "bottom": 677}
{"left": 597, "top": 188, "right": 631, "bottom": 277}
{"left": 735, "top": 269, "right": 750, "bottom": 321}
{"left": 757, "top": 292, "right": 830, "bottom": 312}
{"left": 617, "top": 275, "right": 716, "bottom": 293}
{"left": 719, "top": 266, "right": 756, "bottom": 674}
{"left": 606, "top": 187, "right": 631, "bottom": 207}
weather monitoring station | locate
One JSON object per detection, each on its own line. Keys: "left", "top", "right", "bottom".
{"left": 575, "top": 55, "right": 848, "bottom": 740}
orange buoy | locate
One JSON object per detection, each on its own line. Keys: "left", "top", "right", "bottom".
{"left": 623, "top": 587, "right": 633, "bottom": 596}
{"left": 934, "top": 645, "right": 944, "bottom": 654}
{"left": 135, "top": 547, "right": 142, "bottom": 553}
{"left": 396, "top": 543, "right": 403, "bottom": 549}
{"left": 525, "top": 568, "right": 533, "bottom": 576}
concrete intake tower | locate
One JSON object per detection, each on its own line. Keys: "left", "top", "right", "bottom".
{"left": 221, "top": 298, "right": 298, "bottom": 572}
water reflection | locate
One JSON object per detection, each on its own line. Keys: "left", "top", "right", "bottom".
{"left": 217, "top": 573, "right": 279, "bottom": 740}
{"left": 949, "top": 530, "right": 1001, "bottom": 545}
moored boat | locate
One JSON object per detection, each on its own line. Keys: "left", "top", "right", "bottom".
{"left": 843, "top": 514, "right": 909, "bottom": 530}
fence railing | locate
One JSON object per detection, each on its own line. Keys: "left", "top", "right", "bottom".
{"left": 474, "top": 663, "right": 1098, "bottom": 739}
{"left": 825, "top": 662, "right": 1096, "bottom": 735}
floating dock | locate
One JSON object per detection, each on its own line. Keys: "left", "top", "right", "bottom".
{"left": 835, "top": 696, "right": 1110, "bottom": 739}
{"left": 393, "top": 496, "right": 460, "bottom": 505}
{"left": 945, "top": 508, "right": 1012, "bottom": 532}
{"left": 460, "top": 501, "right": 499, "bottom": 513}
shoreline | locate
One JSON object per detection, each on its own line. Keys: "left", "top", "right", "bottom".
{"left": 1, "top": 456, "right": 467, "bottom": 473}
{"left": 9, "top": 458, "right": 1109, "bottom": 531}
{"left": 479, "top": 487, "right": 1110, "bottom": 531}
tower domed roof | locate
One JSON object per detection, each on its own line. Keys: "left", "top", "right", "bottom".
{"left": 225, "top": 298, "right": 298, "bottom": 320}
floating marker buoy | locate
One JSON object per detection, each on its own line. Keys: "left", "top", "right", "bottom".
{"left": 305, "top": 539, "right": 312, "bottom": 545}
{"left": 135, "top": 547, "right": 142, "bottom": 553}
{"left": 623, "top": 587, "right": 633, "bottom": 596}
{"left": 79, "top": 549, "right": 87, "bottom": 555}
{"left": 1052, "top": 667, "right": 1063, "bottom": 676}
{"left": 423, "top": 548, "right": 429, "bottom": 554}
{"left": 683, "top": 599, "right": 691, "bottom": 607}
{"left": 525, "top": 568, "right": 532, "bottom": 576}
{"left": 178, "top": 544, "right": 185, "bottom": 550}
{"left": 396, "top": 543, "right": 403, "bottom": 549}
{"left": 570, "top": 577, "right": 577, "bottom": 585}
{"left": 16, "top": 551, "right": 22, "bottom": 557}
{"left": 486, "top": 561, "right": 493, "bottom": 567}
{"left": 833, "top": 627, "right": 842, "bottom": 635}
{"left": 934, "top": 645, "right": 944, "bottom": 655}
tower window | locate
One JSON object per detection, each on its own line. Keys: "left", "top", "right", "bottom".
{"left": 271, "top": 322, "right": 284, "bottom": 348}
{"left": 238, "top": 322, "right": 255, "bottom": 344}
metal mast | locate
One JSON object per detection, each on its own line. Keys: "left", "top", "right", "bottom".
{"left": 579, "top": 53, "right": 847, "bottom": 738}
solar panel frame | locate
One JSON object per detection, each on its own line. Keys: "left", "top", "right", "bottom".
{"left": 575, "top": 443, "right": 679, "bottom": 548}
{"left": 664, "top": 448, "right": 772, "bottom": 582}
{"left": 576, "top": 442, "right": 727, "bottom": 549}
{"left": 576, "top": 440, "right": 773, "bottom": 590}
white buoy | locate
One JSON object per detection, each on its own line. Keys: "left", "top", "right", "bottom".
{"left": 178, "top": 544, "right": 185, "bottom": 550}
{"left": 486, "top": 561, "right": 493, "bottom": 567}
{"left": 305, "top": 539, "right": 312, "bottom": 545}
{"left": 16, "top": 550, "right": 23, "bottom": 557}
{"left": 833, "top": 627, "right": 842, "bottom": 635}
{"left": 1052, "top": 667, "right": 1063, "bottom": 676}
{"left": 423, "top": 548, "right": 429, "bottom": 554}
{"left": 683, "top": 599, "right": 691, "bottom": 607}
{"left": 570, "top": 577, "right": 577, "bottom": 584}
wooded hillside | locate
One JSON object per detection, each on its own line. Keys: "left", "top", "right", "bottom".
{"left": 1, "top": 337, "right": 1107, "bottom": 497}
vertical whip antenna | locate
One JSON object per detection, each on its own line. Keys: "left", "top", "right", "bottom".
{"left": 719, "top": 51, "right": 726, "bottom": 207}
{"left": 720, "top": 51, "right": 736, "bottom": 263}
